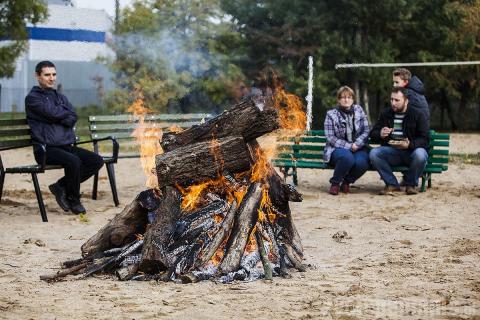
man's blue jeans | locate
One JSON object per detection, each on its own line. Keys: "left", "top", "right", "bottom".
{"left": 329, "top": 148, "right": 370, "bottom": 185}
{"left": 369, "top": 146, "right": 428, "bottom": 187}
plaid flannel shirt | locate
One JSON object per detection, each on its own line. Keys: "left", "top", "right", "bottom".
{"left": 323, "top": 104, "right": 370, "bottom": 163}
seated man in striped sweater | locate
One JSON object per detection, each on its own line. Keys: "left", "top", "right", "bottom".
{"left": 369, "top": 87, "right": 430, "bottom": 195}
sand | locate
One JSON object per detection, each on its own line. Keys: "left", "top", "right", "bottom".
{"left": 0, "top": 134, "right": 479, "bottom": 319}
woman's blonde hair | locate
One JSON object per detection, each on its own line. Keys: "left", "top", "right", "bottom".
{"left": 336, "top": 86, "right": 355, "bottom": 101}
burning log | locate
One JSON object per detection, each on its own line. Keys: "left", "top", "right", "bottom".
{"left": 219, "top": 183, "right": 263, "bottom": 274}
{"left": 80, "top": 190, "right": 153, "bottom": 257}
{"left": 255, "top": 227, "right": 273, "bottom": 280}
{"left": 155, "top": 136, "right": 254, "bottom": 188}
{"left": 194, "top": 199, "right": 237, "bottom": 268}
{"left": 139, "top": 186, "right": 183, "bottom": 273}
{"left": 160, "top": 98, "right": 279, "bottom": 152}
{"left": 40, "top": 261, "right": 89, "bottom": 282}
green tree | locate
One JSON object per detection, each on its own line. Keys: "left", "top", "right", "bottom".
{"left": 106, "top": 0, "right": 244, "bottom": 113}
{"left": 0, "top": 0, "right": 48, "bottom": 77}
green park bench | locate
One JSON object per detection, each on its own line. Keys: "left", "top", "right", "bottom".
{"left": 87, "top": 113, "right": 211, "bottom": 203}
{"left": 0, "top": 118, "right": 118, "bottom": 222}
{"left": 272, "top": 130, "right": 450, "bottom": 192}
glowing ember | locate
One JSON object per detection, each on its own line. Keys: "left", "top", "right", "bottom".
{"left": 127, "top": 98, "right": 164, "bottom": 189}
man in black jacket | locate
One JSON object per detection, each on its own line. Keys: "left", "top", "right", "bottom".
{"left": 369, "top": 87, "right": 430, "bottom": 195}
{"left": 25, "top": 61, "right": 103, "bottom": 214}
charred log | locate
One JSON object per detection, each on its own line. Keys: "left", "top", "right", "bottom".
{"left": 219, "top": 183, "right": 263, "bottom": 274}
{"left": 194, "top": 200, "right": 237, "bottom": 268}
{"left": 161, "top": 98, "right": 279, "bottom": 152}
{"left": 80, "top": 190, "right": 154, "bottom": 257}
{"left": 139, "top": 186, "right": 182, "bottom": 273}
{"left": 155, "top": 136, "right": 253, "bottom": 188}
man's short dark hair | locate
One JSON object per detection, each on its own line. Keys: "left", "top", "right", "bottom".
{"left": 391, "top": 86, "right": 408, "bottom": 97}
{"left": 35, "top": 61, "right": 56, "bottom": 75}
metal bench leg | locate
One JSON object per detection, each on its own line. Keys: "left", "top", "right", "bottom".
{"left": 0, "top": 172, "right": 4, "bottom": 203}
{"left": 293, "top": 167, "right": 298, "bottom": 186}
{"left": 92, "top": 172, "right": 99, "bottom": 200}
{"left": 0, "top": 157, "right": 5, "bottom": 203}
{"left": 427, "top": 173, "right": 432, "bottom": 189}
{"left": 31, "top": 173, "right": 48, "bottom": 222}
{"left": 420, "top": 174, "right": 427, "bottom": 192}
{"left": 106, "top": 163, "right": 119, "bottom": 206}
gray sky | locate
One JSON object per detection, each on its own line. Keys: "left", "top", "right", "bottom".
{"left": 74, "top": 0, "right": 135, "bottom": 17}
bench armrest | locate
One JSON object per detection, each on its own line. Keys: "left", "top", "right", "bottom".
{"left": 76, "top": 136, "right": 119, "bottom": 163}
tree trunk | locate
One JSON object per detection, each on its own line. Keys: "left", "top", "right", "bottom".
{"left": 160, "top": 98, "right": 279, "bottom": 152}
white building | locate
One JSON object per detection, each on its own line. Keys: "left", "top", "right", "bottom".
{"left": 0, "top": 0, "right": 115, "bottom": 112}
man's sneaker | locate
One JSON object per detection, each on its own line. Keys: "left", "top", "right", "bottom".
{"left": 378, "top": 185, "right": 402, "bottom": 195}
{"left": 48, "top": 182, "right": 70, "bottom": 212}
{"left": 329, "top": 184, "right": 340, "bottom": 195}
{"left": 340, "top": 183, "right": 350, "bottom": 193}
{"left": 405, "top": 186, "right": 418, "bottom": 195}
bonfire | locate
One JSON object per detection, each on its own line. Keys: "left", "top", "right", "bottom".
{"left": 41, "top": 88, "right": 307, "bottom": 283}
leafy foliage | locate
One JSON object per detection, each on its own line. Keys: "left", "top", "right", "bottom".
{"left": 0, "top": 0, "right": 47, "bottom": 77}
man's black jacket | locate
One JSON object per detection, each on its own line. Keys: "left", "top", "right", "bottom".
{"left": 25, "top": 86, "right": 78, "bottom": 146}
{"left": 369, "top": 105, "right": 430, "bottom": 150}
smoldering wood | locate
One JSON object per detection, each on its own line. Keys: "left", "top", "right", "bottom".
{"left": 155, "top": 136, "right": 254, "bottom": 188}
{"left": 160, "top": 98, "right": 279, "bottom": 152}
{"left": 283, "top": 243, "right": 306, "bottom": 272}
{"left": 84, "top": 239, "right": 144, "bottom": 277}
{"left": 139, "top": 186, "right": 182, "bottom": 273}
{"left": 80, "top": 190, "right": 155, "bottom": 257}
{"left": 115, "top": 263, "right": 139, "bottom": 281}
{"left": 255, "top": 228, "right": 273, "bottom": 280}
{"left": 219, "top": 183, "right": 263, "bottom": 274}
{"left": 40, "top": 261, "right": 88, "bottom": 282}
{"left": 266, "top": 169, "right": 303, "bottom": 255}
{"left": 194, "top": 199, "right": 237, "bottom": 268}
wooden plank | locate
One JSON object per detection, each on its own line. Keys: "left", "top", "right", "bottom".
{"left": 89, "top": 113, "right": 210, "bottom": 122}
{"left": 0, "top": 118, "right": 28, "bottom": 126}
{"left": 0, "top": 139, "right": 32, "bottom": 150}
{"left": 431, "top": 140, "right": 449, "bottom": 147}
{"left": 0, "top": 128, "right": 30, "bottom": 137}
{"left": 90, "top": 121, "right": 199, "bottom": 132}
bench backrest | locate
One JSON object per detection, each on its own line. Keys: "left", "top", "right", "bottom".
{"left": 0, "top": 118, "right": 32, "bottom": 151}
{"left": 88, "top": 113, "right": 211, "bottom": 141}
{"left": 275, "top": 130, "right": 450, "bottom": 172}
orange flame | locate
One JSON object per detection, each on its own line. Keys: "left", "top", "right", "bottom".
{"left": 127, "top": 98, "right": 164, "bottom": 189}
{"left": 258, "top": 186, "right": 276, "bottom": 223}
{"left": 272, "top": 87, "right": 307, "bottom": 133}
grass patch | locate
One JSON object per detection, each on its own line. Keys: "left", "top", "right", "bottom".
{"left": 449, "top": 153, "right": 480, "bottom": 165}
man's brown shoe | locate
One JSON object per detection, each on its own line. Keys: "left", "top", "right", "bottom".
{"left": 378, "top": 185, "right": 401, "bottom": 195}
{"left": 405, "top": 186, "right": 418, "bottom": 195}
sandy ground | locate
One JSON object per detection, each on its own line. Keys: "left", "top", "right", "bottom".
{"left": 0, "top": 134, "right": 479, "bottom": 319}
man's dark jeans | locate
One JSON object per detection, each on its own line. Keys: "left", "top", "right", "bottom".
{"left": 369, "top": 146, "right": 428, "bottom": 187}
{"left": 34, "top": 145, "right": 103, "bottom": 200}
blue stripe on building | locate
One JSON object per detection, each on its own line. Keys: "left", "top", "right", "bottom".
{"left": 27, "top": 27, "right": 105, "bottom": 43}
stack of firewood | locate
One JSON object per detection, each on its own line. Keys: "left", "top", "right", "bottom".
{"left": 41, "top": 96, "right": 305, "bottom": 283}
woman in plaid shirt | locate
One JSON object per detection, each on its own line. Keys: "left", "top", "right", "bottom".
{"left": 324, "top": 86, "right": 370, "bottom": 195}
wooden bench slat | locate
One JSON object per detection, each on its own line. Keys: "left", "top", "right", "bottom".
{"left": 0, "top": 128, "right": 31, "bottom": 137}
{"left": 89, "top": 113, "right": 210, "bottom": 122}
{"left": 0, "top": 139, "right": 33, "bottom": 149}
{"left": 0, "top": 118, "right": 29, "bottom": 126}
